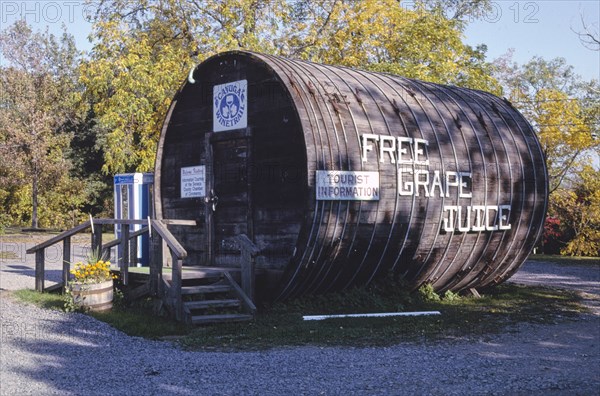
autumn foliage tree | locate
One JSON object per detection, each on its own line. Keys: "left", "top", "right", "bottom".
{"left": 495, "top": 55, "right": 600, "bottom": 256}
{"left": 82, "top": 0, "right": 500, "bottom": 175}
{"left": 0, "top": 21, "right": 85, "bottom": 228}
{"left": 550, "top": 166, "right": 600, "bottom": 256}
{"left": 494, "top": 55, "right": 599, "bottom": 193}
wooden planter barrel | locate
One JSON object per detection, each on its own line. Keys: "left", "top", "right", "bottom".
{"left": 71, "top": 280, "right": 114, "bottom": 311}
{"left": 155, "top": 51, "right": 548, "bottom": 300}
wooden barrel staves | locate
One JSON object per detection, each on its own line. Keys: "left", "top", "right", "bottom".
{"left": 71, "top": 281, "right": 114, "bottom": 311}
{"left": 155, "top": 51, "right": 548, "bottom": 300}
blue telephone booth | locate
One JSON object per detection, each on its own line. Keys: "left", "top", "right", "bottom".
{"left": 114, "top": 173, "right": 154, "bottom": 266}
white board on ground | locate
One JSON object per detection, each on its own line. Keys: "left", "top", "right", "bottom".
{"left": 303, "top": 311, "right": 442, "bottom": 321}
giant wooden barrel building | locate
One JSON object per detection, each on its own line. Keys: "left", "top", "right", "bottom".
{"left": 155, "top": 51, "right": 547, "bottom": 300}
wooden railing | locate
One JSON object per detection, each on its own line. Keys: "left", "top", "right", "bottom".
{"left": 26, "top": 219, "right": 258, "bottom": 323}
{"left": 26, "top": 219, "right": 186, "bottom": 284}
{"left": 26, "top": 219, "right": 147, "bottom": 292}
{"left": 223, "top": 271, "right": 257, "bottom": 315}
{"left": 149, "top": 220, "right": 189, "bottom": 321}
{"left": 231, "top": 234, "right": 259, "bottom": 301}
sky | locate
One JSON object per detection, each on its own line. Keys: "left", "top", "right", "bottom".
{"left": 463, "top": 0, "right": 599, "bottom": 81}
{"left": 0, "top": 0, "right": 598, "bottom": 81}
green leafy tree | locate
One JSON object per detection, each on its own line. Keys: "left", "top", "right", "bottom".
{"left": 550, "top": 165, "right": 600, "bottom": 256}
{"left": 0, "top": 21, "right": 85, "bottom": 228}
{"left": 81, "top": 0, "right": 289, "bottom": 174}
{"left": 83, "top": 0, "right": 500, "bottom": 174}
{"left": 494, "top": 55, "right": 600, "bottom": 193}
{"left": 496, "top": 55, "right": 600, "bottom": 256}
{"left": 0, "top": 21, "right": 84, "bottom": 228}
{"left": 80, "top": 25, "right": 192, "bottom": 174}
{"left": 281, "top": 0, "right": 499, "bottom": 91}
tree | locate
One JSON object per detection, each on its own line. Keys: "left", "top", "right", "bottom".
{"left": 80, "top": 24, "right": 193, "bottom": 174}
{"left": 550, "top": 165, "right": 600, "bottom": 256}
{"left": 83, "top": 0, "right": 500, "bottom": 174}
{"left": 494, "top": 55, "right": 600, "bottom": 193}
{"left": 411, "top": 0, "right": 493, "bottom": 24}
{"left": 283, "top": 0, "right": 500, "bottom": 92}
{"left": 0, "top": 21, "right": 84, "bottom": 228}
{"left": 572, "top": 12, "right": 600, "bottom": 51}
{"left": 496, "top": 54, "right": 600, "bottom": 256}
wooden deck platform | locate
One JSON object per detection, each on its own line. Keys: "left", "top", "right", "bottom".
{"left": 111, "top": 266, "right": 242, "bottom": 281}
{"left": 27, "top": 219, "right": 259, "bottom": 325}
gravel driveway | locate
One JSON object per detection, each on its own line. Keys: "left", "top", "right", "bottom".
{"left": 1, "top": 241, "right": 599, "bottom": 395}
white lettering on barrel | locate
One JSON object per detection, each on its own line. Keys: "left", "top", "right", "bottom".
{"left": 361, "top": 134, "right": 380, "bottom": 163}
{"left": 442, "top": 205, "right": 513, "bottom": 233}
{"left": 379, "top": 135, "right": 396, "bottom": 164}
{"left": 359, "top": 133, "right": 512, "bottom": 233}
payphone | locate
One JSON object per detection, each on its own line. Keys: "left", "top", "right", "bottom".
{"left": 113, "top": 173, "right": 154, "bottom": 266}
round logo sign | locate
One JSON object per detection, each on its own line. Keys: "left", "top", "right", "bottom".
{"left": 213, "top": 80, "right": 247, "bottom": 131}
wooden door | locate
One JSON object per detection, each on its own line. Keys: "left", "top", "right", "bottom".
{"left": 206, "top": 131, "right": 253, "bottom": 267}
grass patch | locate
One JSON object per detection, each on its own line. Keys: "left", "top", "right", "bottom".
{"left": 11, "top": 289, "right": 191, "bottom": 339}
{"left": 528, "top": 254, "right": 600, "bottom": 266}
{"left": 12, "top": 289, "right": 65, "bottom": 310}
{"left": 11, "top": 279, "right": 587, "bottom": 351}
{"left": 89, "top": 298, "right": 190, "bottom": 339}
{"left": 180, "top": 282, "right": 586, "bottom": 351}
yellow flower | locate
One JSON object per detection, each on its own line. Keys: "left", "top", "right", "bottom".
{"left": 69, "top": 257, "right": 116, "bottom": 284}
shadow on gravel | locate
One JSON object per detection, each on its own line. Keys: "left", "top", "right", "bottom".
{"left": 4, "top": 312, "right": 173, "bottom": 394}
{"left": 1, "top": 268, "right": 63, "bottom": 280}
{"left": 513, "top": 261, "right": 600, "bottom": 315}
{"left": 5, "top": 305, "right": 600, "bottom": 395}
{"left": 2, "top": 259, "right": 599, "bottom": 394}
{"left": 516, "top": 261, "right": 599, "bottom": 294}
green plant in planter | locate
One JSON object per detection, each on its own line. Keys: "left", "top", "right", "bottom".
{"left": 64, "top": 249, "right": 117, "bottom": 312}
{"left": 69, "top": 249, "right": 114, "bottom": 284}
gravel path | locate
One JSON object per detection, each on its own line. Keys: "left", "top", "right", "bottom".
{"left": 510, "top": 260, "right": 600, "bottom": 315}
{"left": 1, "top": 242, "right": 599, "bottom": 395}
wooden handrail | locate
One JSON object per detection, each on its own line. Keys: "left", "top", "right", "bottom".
{"left": 27, "top": 217, "right": 195, "bottom": 323}
{"left": 102, "top": 226, "right": 149, "bottom": 250}
{"left": 26, "top": 219, "right": 153, "bottom": 291}
{"left": 26, "top": 221, "right": 92, "bottom": 254}
{"left": 151, "top": 220, "right": 187, "bottom": 259}
{"left": 232, "top": 234, "right": 260, "bottom": 255}
{"left": 223, "top": 271, "right": 257, "bottom": 315}
{"left": 148, "top": 219, "right": 189, "bottom": 321}
{"left": 26, "top": 219, "right": 192, "bottom": 256}
{"left": 231, "top": 234, "right": 259, "bottom": 302}
{"left": 25, "top": 219, "right": 159, "bottom": 254}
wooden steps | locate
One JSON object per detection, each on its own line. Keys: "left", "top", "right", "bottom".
{"left": 191, "top": 313, "right": 253, "bottom": 325}
{"left": 184, "top": 299, "right": 241, "bottom": 310}
{"left": 163, "top": 266, "right": 255, "bottom": 325}
{"left": 181, "top": 284, "right": 232, "bottom": 295}
{"left": 162, "top": 267, "right": 240, "bottom": 281}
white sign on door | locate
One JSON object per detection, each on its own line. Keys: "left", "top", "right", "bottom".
{"left": 316, "top": 171, "right": 380, "bottom": 201}
{"left": 181, "top": 165, "right": 206, "bottom": 198}
{"left": 213, "top": 80, "right": 248, "bottom": 132}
